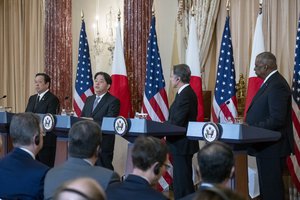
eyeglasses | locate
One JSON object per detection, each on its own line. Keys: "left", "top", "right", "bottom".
{"left": 163, "top": 163, "right": 171, "bottom": 170}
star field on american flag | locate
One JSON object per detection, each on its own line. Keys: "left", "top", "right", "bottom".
{"left": 144, "top": 20, "right": 166, "bottom": 101}
{"left": 214, "top": 16, "right": 236, "bottom": 105}
{"left": 292, "top": 26, "right": 300, "bottom": 105}
{"left": 73, "top": 19, "right": 94, "bottom": 116}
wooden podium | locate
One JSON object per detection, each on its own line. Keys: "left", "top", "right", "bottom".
{"left": 187, "top": 122, "right": 281, "bottom": 198}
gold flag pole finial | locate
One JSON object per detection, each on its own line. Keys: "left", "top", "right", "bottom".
{"left": 152, "top": 3, "right": 155, "bottom": 16}
{"left": 81, "top": 10, "right": 84, "bottom": 20}
{"left": 191, "top": 4, "right": 195, "bottom": 17}
{"left": 226, "top": 0, "right": 230, "bottom": 16}
{"left": 259, "top": 0, "right": 263, "bottom": 14}
{"left": 118, "top": 9, "right": 121, "bottom": 21}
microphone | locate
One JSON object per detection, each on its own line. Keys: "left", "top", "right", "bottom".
{"left": 218, "top": 100, "right": 230, "bottom": 123}
{"left": 0, "top": 95, "right": 7, "bottom": 100}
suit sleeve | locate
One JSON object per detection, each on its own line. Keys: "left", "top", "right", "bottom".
{"left": 47, "top": 96, "right": 60, "bottom": 114}
{"left": 25, "top": 96, "right": 34, "bottom": 112}
{"left": 106, "top": 98, "right": 120, "bottom": 117}
{"left": 256, "top": 82, "right": 291, "bottom": 130}
{"left": 169, "top": 95, "right": 191, "bottom": 127}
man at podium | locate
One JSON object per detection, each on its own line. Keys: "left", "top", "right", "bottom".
{"left": 245, "top": 52, "right": 294, "bottom": 200}
{"left": 167, "top": 64, "right": 199, "bottom": 199}
{"left": 81, "top": 72, "right": 120, "bottom": 170}
{"left": 25, "top": 73, "right": 60, "bottom": 167}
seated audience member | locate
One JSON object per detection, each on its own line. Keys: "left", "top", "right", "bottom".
{"left": 53, "top": 177, "right": 106, "bottom": 200}
{"left": 0, "top": 112, "right": 49, "bottom": 199}
{"left": 193, "top": 185, "right": 245, "bottom": 200}
{"left": 106, "top": 136, "right": 169, "bottom": 200}
{"left": 44, "top": 120, "right": 120, "bottom": 200}
{"left": 180, "top": 141, "right": 235, "bottom": 200}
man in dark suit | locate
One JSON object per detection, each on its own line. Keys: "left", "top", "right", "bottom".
{"left": 44, "top": 120, "right": 120, "bottom": 200}
{"left": 106, "top": 136, "right": 169, "bottom": 200}
{"left": 25, "top": 73, "right": 60, "bottom": 167}
{"left": 245, "top": 52, "right": 294, "bottom": 200}
{"left": 0, "top": 113, "right": 49, "bottom": 199}
{"left": 81, "top": 71, "right": 120, "bottom": 170}
{"left": 180, "top": 141, "right": 235, "bottom": 200}
{"left": 167, "top": 64, "right": 199, "bottom": 199}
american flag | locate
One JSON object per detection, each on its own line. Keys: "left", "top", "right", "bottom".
{"left": 212, "top": 16, "right": 238, "bottom": 123}
{"left": 73, "top": 19, "right": 94, "bottom": 117}
{"left": 287, "top": 18, "right": 300, "bottom": 192}
{"left": 141, "top": 15, "right": 172, "bottom": 191}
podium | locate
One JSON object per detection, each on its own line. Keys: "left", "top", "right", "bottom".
{"left": 0, "top": 112, "right": 14, "bottom": 156}
{"left": 187, "top": 122, "right": 281, "bottom": 198}
{"left": 101, "top": 117, "right": 186, "bottom": 175}
{"left": 101, "top": 117, "right": 186, "bottom": 142}
{"left": 0, "top": 112, "right": 84, "bottom": 165}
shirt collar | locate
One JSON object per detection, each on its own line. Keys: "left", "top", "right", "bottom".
{"left": 19, "top": 147, "right": 35, "bottom": 159}
{"left": 38, "top": 89, "right": 49, "bottom": 100}
{"left": 83, "top": 159, "right": 93, "bottom": 166}
{"left": 263, "top": 70, "right": 277, "bottom": 84}
{"left": 178, "top": 84, "right": 189, "bottom": 94}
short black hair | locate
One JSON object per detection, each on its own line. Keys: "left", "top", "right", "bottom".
{"left": 197, "top": 141, "right": 234, "bottom": 183}
{"left": 36, "top": 73, "right": 51, "bottom": 85}
{"left": 131, "top": 136, "right": 168, "bottom": 171}
{"left": 94, "top": 72, "right": 112, "bottom": 85}
{"left": 10, "top": 112, "right": 41, "bottom": 146}
{"left": 68, "top": 120, "right": 102, "bottom": 158}
{"left": 173, "top": 64, "right": 191, "bottom": 83}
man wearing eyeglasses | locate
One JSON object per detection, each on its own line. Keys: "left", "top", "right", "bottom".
{"left": 245, "top": 52, "right": 294, "bottom": 200}
{"left": 106, "top": 136, "right": 169, "bottom": 200}
{"left": 0, "top": 113, "right": 49, "bottom": 199}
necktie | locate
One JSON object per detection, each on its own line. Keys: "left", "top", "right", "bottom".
{"left": 92, "top": 96, "right": 101, "bottom": 111}
{"left": 34, "top": 95, "right": 40, "bottom": 111}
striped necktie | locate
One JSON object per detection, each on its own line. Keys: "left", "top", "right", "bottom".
{"left": 92, "top": 96, "right": 101, "bottom": 111}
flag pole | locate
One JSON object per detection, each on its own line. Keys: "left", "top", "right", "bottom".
{"left": 259, "top": 0, "right": 263, "bottom": 14}
{"left": 226, "top": 0, "right": 230, "bottom": 16}
{"left": 81, "top": 9, "right": 84, "bottom": 20}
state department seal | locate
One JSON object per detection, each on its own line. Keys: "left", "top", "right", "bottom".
{"left": 42, "top": 113, "right": 56, "bottom": 132}
{"left": 202, "top": 122, "right": 220, "bottom": 142}
{"left": 114, "top": 116, "right": 128, "bottom": 136}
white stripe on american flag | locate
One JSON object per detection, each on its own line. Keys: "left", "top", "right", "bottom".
{"left": 74, "top": 92, "right": 84, "bottom": 111}
{"left": 143, "top": 94, "right": 161, "bottom": 122}
{"left": 154, "top": 91, "right": 169, "bottom": 120}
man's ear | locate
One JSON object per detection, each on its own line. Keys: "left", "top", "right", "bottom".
{"left": 107, "top": 84, "right": 111, "bottom": 90}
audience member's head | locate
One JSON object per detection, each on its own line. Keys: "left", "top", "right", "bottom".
{"left": 9, "top": 112, "right": 44, "bottom": 154}
{"left": 53, "top": 177, "right": 106, "bottom": 200}
{"left": 193, "top": 185, "right": 245, "bottom": 200}
{"left": 131, "top": 136, "right": 169, "bottom": 184}
{"left": 68, "top": 120, "right": 101, "bottom": 162}
{"left": 197, "top": 141, "right": 234, "bottom": 185}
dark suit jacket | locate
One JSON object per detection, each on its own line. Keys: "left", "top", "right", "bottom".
{"left": 0, "top": 148, "right": 49, "bottom": 200}
{"left": 25, "top": 91, "right": 60, "bottom": 115}
{"left": 81, "top": 92, "right": 120, "bottom": 126}
{"left": 106, "top": 174, "right": 168, "bottom": 200}
{"left": 167, "top": 85, "right": 199, "bottom": 155}
{"left": 44, "top": 157, "right": 120, "bottom": 200}
{"left": 246, "top": 71, "right": 294, "bottom": 158}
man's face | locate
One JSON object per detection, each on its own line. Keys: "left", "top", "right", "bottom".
{"left": 254, "top": 58, "right": 267, "bottom": 79}
{"left": 94, "top": 74, "right": 110, "bottom": 95}
{"left": 35, "top": 75, "right": 49, "bottom": 94}
{"left": 170, "top": 71, "right": 179, "bottom": 89}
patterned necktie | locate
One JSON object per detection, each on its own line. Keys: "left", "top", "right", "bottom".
{"left": 92, "top": 96, "right": 101, "bottom": 111}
